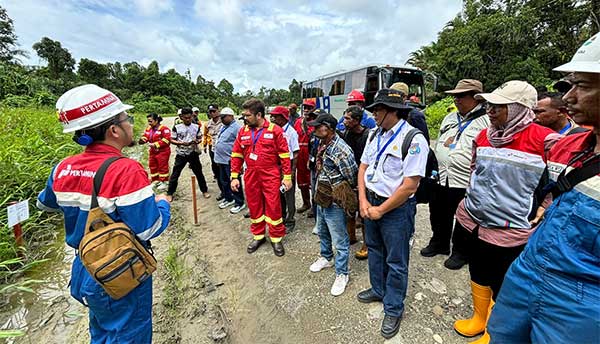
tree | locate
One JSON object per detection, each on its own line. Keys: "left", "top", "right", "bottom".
{"left": 217, "top": 78, "right": 234, "bottom": 98}
{"left": 77, "top": 58, "right": 109, "bottom": 86}
{"left": 32, "top": 37, "right": 75, "bottom": 79}
{"left": 408, "top": 0, "right": 597, "bottom": 93}
{"left": 0, "top": 6, "right": 27, "bottom": 63}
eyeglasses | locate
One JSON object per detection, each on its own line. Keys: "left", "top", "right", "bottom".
{"left": 114, "top": 114, "right": 134, "bottom": 125}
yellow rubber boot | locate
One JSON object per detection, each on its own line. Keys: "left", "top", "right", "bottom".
{"left": 470, "top": 299, "right": 494, "bottom": 344}
{"left": 454, "top": 281, "right": 492, "bottom": 337}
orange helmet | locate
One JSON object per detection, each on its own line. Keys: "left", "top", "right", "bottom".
{"left": 346, "top": 90, "right": 365, "bottom": 103}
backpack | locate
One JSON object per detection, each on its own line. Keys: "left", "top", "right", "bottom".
{"left": 401, "top": 128, "right": 439, "bottom": 204}
{"left": 79, "top": 157, "right": 157, "bottom": 300}
{"left": 367, "top": 127, "right": 438, "bottom": 204}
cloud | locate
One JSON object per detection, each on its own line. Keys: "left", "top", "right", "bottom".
{"left": 3, "top": 0, "right": 462, "bottom": 92}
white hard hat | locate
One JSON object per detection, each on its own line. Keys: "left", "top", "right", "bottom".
{"left": 220, "top": 107, "right": 235, "bottom": 116}
{"left": 56, "top": 84, "right": 133, "bottom": 133}
{"left": 177, "top": 108, "right": 182, "bottom": 115}
{"left": 192, "top": 107, "right": 199, "bottom": 112}
{"left": 554, "top": 32, "right": 600, "bottom": 73}
{"left": 475, "top": 80, "right": 537, "bottom": 109}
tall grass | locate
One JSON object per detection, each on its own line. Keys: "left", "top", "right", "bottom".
{"left": 0, "top": 106, "right": 149, "bottom": 285}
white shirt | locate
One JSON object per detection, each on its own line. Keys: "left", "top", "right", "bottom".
{"left": 283, "top": 123, "right": 300, "bottom": 155}
{"left": 361, "top": 119, "right": 429, "bottom": 198}
{"left": 433, "top": 106, "right": 489, "bottom": 188}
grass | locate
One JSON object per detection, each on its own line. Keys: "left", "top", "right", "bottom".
{"left": 162, "top": 243, "right": 186, "bottom": 310}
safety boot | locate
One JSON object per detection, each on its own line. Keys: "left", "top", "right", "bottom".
{"left": 470, "top": 299, "right": 494, "bottom": 344}
{"left": 454, "top": 281, "right": 492, "bottom": 337}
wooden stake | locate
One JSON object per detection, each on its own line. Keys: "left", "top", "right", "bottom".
{"left": 191, "top": 175, "right": 198, "bottom": 225}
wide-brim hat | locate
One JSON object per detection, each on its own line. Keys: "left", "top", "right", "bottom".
{"left": 445, "top": 79, "right": 484, "bottom": 94}
{"left": 365, "top": 89, "right": 412, "bottom": 111}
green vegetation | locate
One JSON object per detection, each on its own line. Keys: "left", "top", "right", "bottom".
{"left": 425, "top": 97, "right": 456, "bottom": 139}
{"left": 409, "top": 0, "right": 599, "bottom": 94}
{"left": 162, "top": 243, "right": 186, "bottom": 310}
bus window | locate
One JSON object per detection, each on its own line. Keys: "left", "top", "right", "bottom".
{"left": 329, "top": 75, "right": 345, "bottom": 96}
{"left": 344, "top": 73, "right": 353, "bottom": 94}
{"left": 351, "top": 68, "right": 367, "bottom": 93}
{"left": 323, "top": 77, "right": 333, "bottom": 97}
{"left": 365, "top": 69, "right": 379, "bottom": 105}
{"left": 314, "top": 80, "right": 324, "bottom": 97}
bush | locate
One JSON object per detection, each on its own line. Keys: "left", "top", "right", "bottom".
{"left": 1, "top": 95, "right": 33, "bottom": 108}
{"left": 34, "top": 91, "right": 57, "bottom": 106}
{"left": 425, "top": 97, "right": 457, "bottom": 139}
{"left": 130, "top": 95, "right": 176, "bottom": 115}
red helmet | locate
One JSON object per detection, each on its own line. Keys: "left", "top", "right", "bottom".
{"left": 346, "top": 90, "right": 365, "bottom": 103}
{"left": 269, "top": 105, "right": 289, "bottom": 120}
{"left": 302, "top": 99, "right": 316, "bottom": 108}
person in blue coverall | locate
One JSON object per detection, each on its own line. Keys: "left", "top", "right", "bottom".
{"left": 487, "top": 33, "right": 600, "bottom": 343}
{"left": 37, "top": 84, "right": 171, "bottom": 343}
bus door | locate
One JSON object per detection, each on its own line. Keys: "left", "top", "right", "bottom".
{"left": 364, "top": 66, "right": 379, "bottom": 106}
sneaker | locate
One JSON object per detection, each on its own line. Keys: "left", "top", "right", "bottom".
{"left": 216, "top": 194, "right": 224, "bottom": 202}
{"left": 219, "top": 200, "right": 235, "bottom": 209}
{"left": 230, "top": 204, "right": 246, "bottom": 214}
{"left": 312, "top": 225, "right": 319, "bottom": 235}
{"left": 309, "top": 257, "right": 333, "bottom": 272}
{"left": 331, "top": 274, "right": 349, "bottom": 296}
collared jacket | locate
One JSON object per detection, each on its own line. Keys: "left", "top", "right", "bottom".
{"left": 434, "top": 105, "right": 490, "bottom": 189}
{"left": 36, "top": 143, "right": 171, "bottom": 249}
{"left": 140, "top": 124, "right": 171, "bottom": 152}
{"left": 230, "top": 120, "right": 292, "bottom": 180}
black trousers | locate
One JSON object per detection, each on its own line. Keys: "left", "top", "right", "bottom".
{"left": 167, "top": 152, "right": 208, "bottom": 196}
{"left": 208, "top": 148, "right": 220, "bottom": 181}
{"left": 463, "top": 224, "right": 525, "bottom": 300}
{"left": 427, "top": 181, "right": 467, "bottom": 253}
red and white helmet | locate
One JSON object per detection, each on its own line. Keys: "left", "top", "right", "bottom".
{"left": 346, "top": 89, "right": 365, "bottom": 103}
{"left": 56, "top": 84, "right": 133, "bottom": 133}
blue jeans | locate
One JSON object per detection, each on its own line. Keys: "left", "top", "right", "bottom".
{"left": 317, "top": 204, "right": 349, "bottom": 275}
{"left": 217, "top": 163, "right": 244, "bottom": 206}
{"left": 365, "top": 195, "right": 416, "bottom": 317}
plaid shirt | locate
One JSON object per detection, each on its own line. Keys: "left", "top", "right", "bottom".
{"left": 316, "top": 135, "right": 357, "bottom": 187}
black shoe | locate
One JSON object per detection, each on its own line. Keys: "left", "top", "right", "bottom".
{"left": 244, "top": 212, "right": 251, "bottom": 219}
{"left": 444, "top": 252, "right": 468, "bottom": 270}
{"left": 216, "top": 194, "right": 224, "bottom": 202}
{"left": 247, "top": 238, "right": 266, "bottom": 254}
{"left": 271, "top": 241, "right": 285, "bottom": 257}
{"left": 307, "top": 211, "right": 315, "bottom": 219}
{"left": 381, "top": 314, "right": 402, "bottom": 339}
{"left": 420, "top": 242, "right": 450, "bottom": 257}
{"left": 357, "top": 289, "right": 382, "bottom": 303}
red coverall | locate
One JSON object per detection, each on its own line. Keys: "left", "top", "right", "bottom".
{"left": 140, "top": 124, "right": 171, "bottom": 182}
{"left": 293, "top": 118, "right": 314, "bottom": 188}
{"left": 231, "top": 120, "right": 291, "bottom": 239}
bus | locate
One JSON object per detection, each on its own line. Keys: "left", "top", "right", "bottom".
{"left": 301, "top": 64, "right": 433, "bottom": 119}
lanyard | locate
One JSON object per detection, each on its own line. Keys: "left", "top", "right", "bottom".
{"left": 558, "top": 122, "right": 572, "bottom": 135}
{"left": 283, "top": 123, "right": 290, "bottom": 132}
{"left": 455, "top": 114, "right": 473, "bottom": 141}
{"left": 219, "top": 125, "right": 228, "bottom": 137}
{"left": 251, "top": 128, "right": 264, "bottom": 151}
{"left": 374, "top": 121, "right": 405, "bottom": 169}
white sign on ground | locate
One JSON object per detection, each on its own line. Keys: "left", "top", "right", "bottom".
{"left": 7, "top": 199, "right": 29, "bottom": 227}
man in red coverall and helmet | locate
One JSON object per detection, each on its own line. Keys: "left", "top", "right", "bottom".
{"left": 231, "top": 99, "right": 292, "bottom": 256}
{"left": 295, "top": 99, "right": 317, "bottom": 214}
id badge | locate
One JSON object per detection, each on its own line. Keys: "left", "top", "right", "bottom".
{"left": 449, "top": 143, "right": 456, "bottom": 150}
{"left": 249, "top": 153, "right": 258, "bottom": 161}
{"left": 309, "top": 156, "right": 315, "bottom": 162}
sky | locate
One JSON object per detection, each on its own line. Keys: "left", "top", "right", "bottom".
{"left": 2, "top": 0, "right": 462, "bottom": 92}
